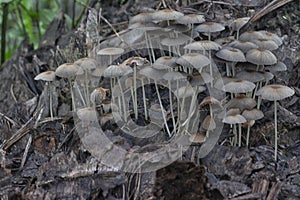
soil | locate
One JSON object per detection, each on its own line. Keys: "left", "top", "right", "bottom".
{"left": 0, "top": 0, "right": 300, "bottom": 199}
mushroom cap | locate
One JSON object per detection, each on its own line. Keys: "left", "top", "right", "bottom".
{"left": 239, "top": 31, "right": 264, "bottom": 42}
{"left": 199, "top": 96, "right": 222, "bottom": 108}
{"left": 242, "top": 108, "right": 264, "bottom": 121}
{"left": 35, "top": 71, "right": 56, "bottom": 81}
{"left": 97, "top": 47, "right": 124, "bottom": 56}
{"left": 201, "top": 115, "right": 216, "bottom": 130}
{"left": 166, "top": 24, "right": 190, "bottom": 33}
{"left": 261, "top": 71, "right": 274, "bottom": 82}
{"left": 184, "top": 40, "right": 221, "bottom": 51}
{"left": 225, "top": 94, "right": 257, "bottom": 110}
{"left": 223, "top": 79, "right": 256, "bottom": 93}
{"left": 90, "top": 87, "right": 110, "bottom": 104}
{"left": 253, "top": 39, "right": 279, "bottom": 51}
{"left": 55, "top": 63, "right": 80, "bottom": 78}
{"left": 74, "top": 57, "right": 97, "bottom": 70}
{"left": 256, "top": 84, "right": 295, "bottom": 101}
{"left": 236, "top": 69, "right": 265, "bottom": 83}
{"left": 129, "top": 22, "right": 161, "bottom": 31}
{"left": 77, "top": 107, "right": 98, "bottom": 122}
{"left": 151, "top": 9, "right": 184, "bottom": 21}
{"left": 129, "top": 12, "right": 154, "bottom": 24}
{"left": 266, "top": 61, "right": 287, "bottom": 72}
{"left": 228, "top": 40, "right": 258, "bottom": 53}
{"left": 258, "top": 30, "right": 282, "bottom": 46}
{"left": 176, "top": 53, "right": 210, "bottom": 70}
{"left": 214, "top": 76, "right": 237, "bottom": 91}
{"left": 153, "top": 56, "right": 177, "bottom": 70}
{"left": 230, "top": 17, "right": 250, "bottom": 31}
{"left": 215, "top": 47, "right": 246, "bottom": 62}
{"left": 246, "top": 48, "right": 277, "bottom": 65}
{"left": 222, "top": 114, "right": 246, "bottom": 124}
{"left": 103, "top": 64, "right": 133, "bottom": 78}
{"left": 177, "top": 14, "right": 205, "bottom": 24}
{"left": 226, "top": 108, "right": 241, "bottom": 116}
{"left": 195, "top": 22, "right": 225, "bottom": 33}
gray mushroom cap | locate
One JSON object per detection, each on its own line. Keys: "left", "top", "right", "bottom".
{"left": 246, "top": 48, "right": 277, "bottom": 65}
{"left": 55, "top": 63, "right": 80, "bottom": 78}
{"left": 215, "top": 47, "right": 246, "bottom": 62}
{"left": 256, "top": 84, "right": 295, "bottom": 101}
{"left": 35, "top": 71, "right": 56, "bottom": 81}
{"left": 223, "top": 79, "right": 256, "bottom": 93}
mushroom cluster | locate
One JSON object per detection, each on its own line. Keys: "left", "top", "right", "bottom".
{"left": 34, "top": 9, "right": 295, "bottom": 161}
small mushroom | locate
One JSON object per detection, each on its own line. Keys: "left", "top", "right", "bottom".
{"left": 34, "top": 71, "right": 56, "bottom": 120}
{"left": 55, "top": 63, "right": 81, "bottom": 110}
{"left": 242, "top": 108, "right": 264, "bottom": 146}
{"left": 195, "top": 22, "right": 225, "bottom": 40}
{"left": 256, "top": 84, "right": 295, "bottom": 160}
{"left": 229, "top": 17, "right": 250, "bottom": 39}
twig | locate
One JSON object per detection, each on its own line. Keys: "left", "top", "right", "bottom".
{"left": 0, "top": 111, "right": 18, "bottom": 127}
{"left": 249, "top": 0, "right": 295, "bottom": 23}
{"left": 20, "top": 134, "right": 32, "bottom": 168}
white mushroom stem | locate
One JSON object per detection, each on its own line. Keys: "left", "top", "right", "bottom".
{"left": 233, "top": 124, "right": 237, "bottom": 146}
{"left": 238, "top": 123, "right": 242, "bottom": 147}
{"left": 84, "top": 70, "right": 90, "bottom": 107}
{"left": 168, "top": 80, "right": 177, "bottom": 132}
{"left": 74, "top": 81, "right": 86, "bottom": 106}
{"left": 226, "top": 63, "right": 231, "bottom": 77}
{"left": 154, "top": 80, "right": 171, "bottom": 137}
{"left": 246, "top": 124, "right": 251, "bottom": 146}
{"left": 133, "top": 66, "right": 138, "bottom": 119}
{"left": 117, "top": 78, "right": 127, "bottom": 121}
{"left": 208, "top": 50, "right": 213, "bottom": 87}
{"left": 141, "top": 79, "right": 148, "bottom": 120}
{"left": 209, "top": 104, "right": 213, "bottom": 118}
{"left": 47, "top": 82, "right": 53, "bottom": 120}
{"left": 274, "top": 100, "right": 278, "bottom": 161}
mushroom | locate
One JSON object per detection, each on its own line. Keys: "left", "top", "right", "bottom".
{"left": 151, "top": 9, "right": 184, "bottom": 26}
{"left": 200, "top": 115, "right": 216, "bottom": 137}
{"left": 253, "top": 38, "right": 279, "bottom": 51}
{"left": 228, "top": 40, "right": 258, "bottom": 53}
{"left": 239, "top": 31, "right": 264, "bottom": 42}
{"left": 55, "top": 63, "right": 80, "bottom": 110}
{"left": 97, "top": 47, "right": 124, "bottom": 64}
{"left": 34, "top": 70, "right": 56, "bottom": 120}
{"left": 195, "top": 22, "right": 225, "bottom": 41}
{"left": 74, "top": 57, "right": 97, "bottom": 106}
{"left": 223, "top": 109, "right": 246, "bottom": 146}
{"left": 177, "top": 14, "right": 205, "bottom": 39}
{"left": 176, "top": 53, "right": 210, "bottom": 74}
{"left": 103, "top": 64, "right": 133, "bottom": 121}
{"left": 215, "top": 47, "right": 246, "bottom": 77}
{"left": 225, "top": 94, "right": 257, "bottom": 111}
{"left": 199, "top": 96, "right": 222, "bottom": 118}
{"left": 184, "top": 41, "right": 221, "bottom": 85}
{"left": 246, "top": 48, "right": 277, "bottom": 71}
{"left": 256, "top": 84, "right": 295, "bottom": 160}
{"left": 242, "top": 108, "right": 264, "bottom": 146}
{"left": 229, "top": 17, "right": 250, "bottom": 39}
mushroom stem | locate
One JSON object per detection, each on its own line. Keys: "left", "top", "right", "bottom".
{"left": 246, "top": 125, "right": 251, "bottom": 146}
{"left": 233, "top": 124, "right": 237, "bottom": 146}
{"left": 48, "top": 82, "right": 54, "bottom": 120}
{"left": 141, "top": 79, "right": 148, "bottom": 120}
{"left": 238, "top": 123, "right": 242, "bottom": 147}
{"left": 133, "top": 66, "right": 138, "bottom": 119}
{"left": 118, "top": 78, "right": 127, "bottom": 121}
{"left": 154, "top": 80, "right": 171, "bottom": 137}
{"left": 274, "top": 100, "right": 278, "bottom": 161}
{"left": 208, "top": 50, "right": 213, "bottom": 87}
{"left": 168, "top": 80, "right": 176, "bottom": 132}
